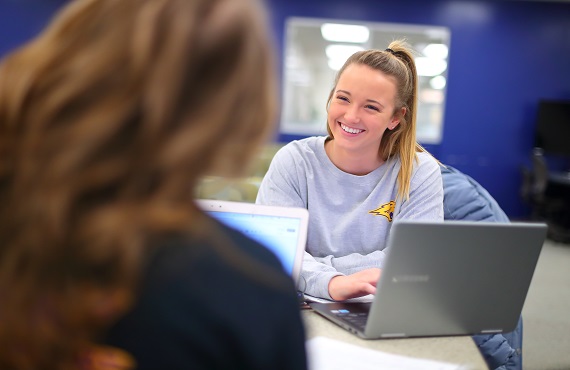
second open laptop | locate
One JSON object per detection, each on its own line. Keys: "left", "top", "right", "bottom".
{"left": 310, "top": 220, "right": 547, "bottom": 339}
{"left": 196, "top": 199, "right": 308, "bottom": 284}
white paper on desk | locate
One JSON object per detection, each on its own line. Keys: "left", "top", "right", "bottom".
{"left": 306, "top": 336, "right": 470, "bottom": 370}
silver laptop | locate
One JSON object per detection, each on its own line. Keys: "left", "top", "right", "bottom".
{"left": 196, "top": 199, "right": 309, "bottom": 284}
{"left": 310, "top": 220, "right": 547, "bottom": 339}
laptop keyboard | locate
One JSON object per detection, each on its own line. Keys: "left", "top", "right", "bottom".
{"left": 334, "top": 311, "right": 368, "bottom": 331}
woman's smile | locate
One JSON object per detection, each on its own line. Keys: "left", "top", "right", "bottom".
{"left": 339, "top": 122, "right": 364, "bottom": 135}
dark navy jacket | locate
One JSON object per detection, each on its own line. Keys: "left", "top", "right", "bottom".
{"left": 104, "top": 222, "right": 307, "bottom": 370}
{"left": 441, "top": 165, "right": 522, "bottom": 370}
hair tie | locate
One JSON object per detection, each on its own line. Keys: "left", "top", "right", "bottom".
{"left": 385, "top": 48, "right": 395, "bottom": 55}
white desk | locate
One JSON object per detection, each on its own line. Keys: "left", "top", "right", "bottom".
{"left": 302, "top": 309, "right": 488, "bottom": 369}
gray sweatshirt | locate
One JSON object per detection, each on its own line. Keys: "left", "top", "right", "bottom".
{"left": 256, "top": 136, "right": 444, "bottom": 299}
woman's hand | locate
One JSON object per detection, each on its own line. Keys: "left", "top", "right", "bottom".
{"left": 328, "top": 268, "right": 382, "bottom": 301}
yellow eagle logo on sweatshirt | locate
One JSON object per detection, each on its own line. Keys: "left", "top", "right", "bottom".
{"left": 369, "top": 201, "right": 396, "bottom": 222}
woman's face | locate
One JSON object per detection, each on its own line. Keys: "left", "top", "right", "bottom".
{"left": 327, "top": 63, "right": 401, "bottom": 159}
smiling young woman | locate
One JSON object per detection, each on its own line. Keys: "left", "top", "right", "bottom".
{"left": 256, "top": 40, "right": 443, "bottom": 302}
{"left": 325, "top": 63, "right": 404, "bottom": 175}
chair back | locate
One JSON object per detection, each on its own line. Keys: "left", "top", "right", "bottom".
{"left": 530, "top": 147, "right": 549, "bottom": 202}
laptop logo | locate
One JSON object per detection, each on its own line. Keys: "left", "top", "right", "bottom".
{"left": 391, "top": 275, "right": 430, "bottom": 283}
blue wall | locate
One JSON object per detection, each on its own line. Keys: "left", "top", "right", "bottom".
{"left": 1, "top": 0, "right": 569, "bottom": 218}
{"left": 0, "top": 0, "right": 67, "bottom": 55}
{"left": 267, "top": 0, "right": 570, "bottom": 219}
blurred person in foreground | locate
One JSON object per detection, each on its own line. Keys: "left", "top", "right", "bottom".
{"left": 0, "top": 0, "right": 307, "bottom": 369}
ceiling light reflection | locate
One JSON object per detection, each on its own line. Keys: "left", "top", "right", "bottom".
{"left": 429, "top": 75, "right": 447, "bottom": 90}
{"left": 415, "top": 57, "right": 448, "bottom": 77}
{"left": 326, "top": 44, "right": 365, "bottom": 70}
{"left": 423, "top": 43, "right": 449, "bottom": 59}
{"left": 321, "top": 23, "right": 370, "bottom": 43}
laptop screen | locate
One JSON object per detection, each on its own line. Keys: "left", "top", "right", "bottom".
{"left": 197, "top": 200, "right": 308, "bottom": 283}
{"left": 207, "top": 211, "right": 301, "bottom": 275}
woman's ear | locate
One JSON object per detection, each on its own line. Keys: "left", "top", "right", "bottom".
{"left": 389, "top": 107, "right": 406, "bottom": 130}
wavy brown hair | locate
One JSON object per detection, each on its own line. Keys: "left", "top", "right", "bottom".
{"left": 326, "top": 40, "right": 435, "bottom": 201}
{"left": 0, "top": 0, "right": 276, "bottom": 368}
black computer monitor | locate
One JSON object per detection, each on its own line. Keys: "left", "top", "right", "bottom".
{"left": 534, "top": 99, "right": 570, "bottom": 156}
